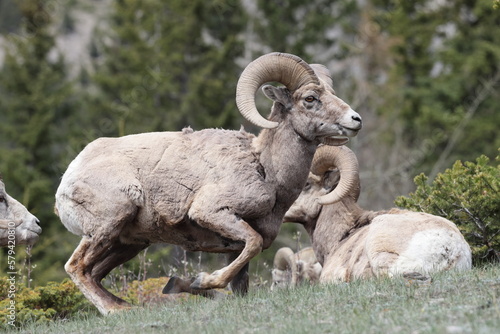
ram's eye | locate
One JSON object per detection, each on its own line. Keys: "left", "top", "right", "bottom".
{"left": 0, "top": 196, "right": 5, "bottom": 203}
{"left": 305, "top": 96, "right": 315, "bottom": 103}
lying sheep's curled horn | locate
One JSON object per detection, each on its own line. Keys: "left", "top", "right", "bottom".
{"left": 273, "top": 246, "right": 299, "bottom": 286}
{"left": 311, "top": 145, "right": 360, "bottom": 205}
{"left": 236, "top": 52, "right": 320, "bottom": 129}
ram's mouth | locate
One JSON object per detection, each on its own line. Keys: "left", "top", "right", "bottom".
{"left": 28, "top": 227, "right": 42, "bottom": 234}
{"left": 342, "top": 126, "right": 361, "bottom": 135}
{"left": 317, "top": 123, "right": 361, "bottom": 146}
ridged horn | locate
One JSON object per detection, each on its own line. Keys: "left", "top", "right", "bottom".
{"left": 311, "top": 145, "right": 359, "bottom": 205}
{"left": 273, "top": 247, "right": 298, "bottom": 286}
{"left": 236, "top": 52, "right": 320, "bottom": 129}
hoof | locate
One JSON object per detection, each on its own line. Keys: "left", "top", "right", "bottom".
{"left": 190, "top": 272, "right": 210, "bottom": 290}
{"left": 163, "top": 276, "right": 181, "bottom": 294}
{"left": 191, "top": 271, "right": 228, "bottom": 290}
{"left": 163, "top": 276, "right": 194, "bottom": 294}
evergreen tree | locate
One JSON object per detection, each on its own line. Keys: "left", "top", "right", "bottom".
{"left": 0, "top": 0, "right": 22, "bottom": 33}
{"left": 373, "top": 0, "right": 500, "bottom": 176}
{"left": 88, "top": 0, "right": 247, "bottom": 138}
{"left": 254, "top": 0, "right": 358, "bottom": 61}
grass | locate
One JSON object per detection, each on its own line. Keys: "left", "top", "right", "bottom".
{"left": 14, "top": 264, "right": 500, "bottom": 334}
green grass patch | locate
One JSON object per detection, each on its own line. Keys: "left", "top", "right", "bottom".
{"left": 11, "top": 264, "right": 500, "bottom": 334}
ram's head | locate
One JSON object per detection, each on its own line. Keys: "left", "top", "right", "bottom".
{"left": 284, "top": 145, "right": 360, "bottom": 228}
{"left": 236, "top": 53, "right": 362, "bottom": 148}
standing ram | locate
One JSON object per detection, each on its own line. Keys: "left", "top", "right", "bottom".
{"left": 283, "top": 145, "right": 472, "bottom": 283}
{"left": 0, "top": 175, "right": 41, "bottom": 247}
{"left": 54, "top": 52, "right": 362, "bottom": 315}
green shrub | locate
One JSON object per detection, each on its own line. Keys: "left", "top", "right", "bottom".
{"left": 0, "top": 277, "right": 96, "bottom": 330}
{"left": 395, "top": 152, "right": 500, "bottom": 263}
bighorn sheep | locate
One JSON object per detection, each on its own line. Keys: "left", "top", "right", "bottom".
{"left": 0, "top": 175, "right": 41, "bottom": 247}
{"left": 283, "top": 146, "right": 472, "bottom": 283}
{"left": 271, "top": 246, "right": 321, "bottom": 289}
{"left": 54, "top": 52, "right": 362, "bottom": 314}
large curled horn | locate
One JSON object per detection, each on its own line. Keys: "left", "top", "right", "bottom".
{"left": 311, "top": 145, "right": 359, "bottom": 205}
{"left": 236, "top": 52, "right": 320, "bottom": 129}
{"left": 273, "top": 247, "right": 298, "bottom": 286}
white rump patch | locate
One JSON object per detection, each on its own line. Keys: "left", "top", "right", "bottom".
{"left": 390, "top": 228, "right": 471, "bottom": 275}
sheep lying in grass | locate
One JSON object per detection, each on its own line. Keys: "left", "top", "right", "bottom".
{"left": 283, "top": 146, "right": 472, "bottom": 283}
{"left": 0, "top": 175, "right": 41, "bottom": 247}
{"left": 271, "top": 246, "right": 322, "bottom": 289}
{"left": 55, "top": 52, "right": 362, "bottom": 314}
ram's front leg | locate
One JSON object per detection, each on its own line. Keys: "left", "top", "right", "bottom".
{"left": 191, "top": 218, "right": 262, "bottom": 290}
{"left": 186, "top": 183, "right": 267, "bottom": 291}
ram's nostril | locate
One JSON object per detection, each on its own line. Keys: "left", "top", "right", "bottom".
{"left": 352, "top": 116, "right": 362, "bottom": 123}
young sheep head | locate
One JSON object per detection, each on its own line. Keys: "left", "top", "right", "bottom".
{"left": 0, "top": 178, "right": 41, "bottom": 247}
{"left": 271, "top": 246, "right": 322, "bottom": 290}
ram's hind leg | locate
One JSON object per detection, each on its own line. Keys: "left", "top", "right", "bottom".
{"left": 65, "top": 236, "right": 147, "bottom": 315}
{"left": 65, "top": 237, "right": 121, "bottom": 315}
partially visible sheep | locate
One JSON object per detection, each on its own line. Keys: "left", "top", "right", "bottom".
{"left": 284, "top": 146, "right": 472, "bottom": 283}
{"left": 271, "top": 246, "right": 322, "bottom": 289}
{"left": 0, "top": 176, "right": 41, "bottom": 247}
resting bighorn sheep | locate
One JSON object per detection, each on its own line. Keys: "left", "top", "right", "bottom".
{"left": 271, "top": 246, "right": 321, "bottom": 289}
{"left": 0, "top": 175, "right": 41, "bottom": 247}
{"left": 55, "top": 52, "right": 362, "bottom": 314}
{"left": 283, "top": 146, "right": 472, "bottom": 283}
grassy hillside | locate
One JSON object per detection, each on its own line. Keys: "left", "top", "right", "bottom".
{"left": 16, "top": 264, "right": 500, "bottom": 334}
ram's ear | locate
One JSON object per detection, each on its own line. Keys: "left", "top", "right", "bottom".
{"left": 262, "top": 85, "right": 293, "bottom": 110}
{"left": 323, "top": 169, "right": 341, "bottom": 192}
